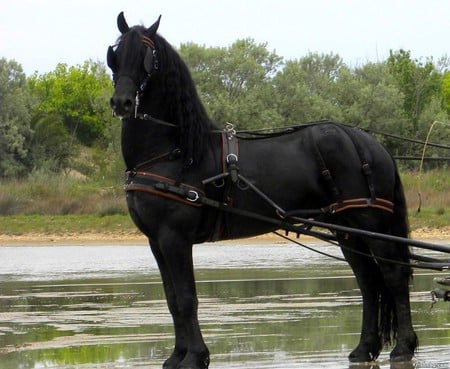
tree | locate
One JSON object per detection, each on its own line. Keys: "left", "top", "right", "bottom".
{"left": 337, "top": 62, "right": 406, "bottom": 130}
{"left": 387, "top": 49, "right": 442, "bottom": 132}
{"left": 0, "top": 58, "right": 33, "bottom": 178}
{"left": 29, "top": 112, "right": 72, "bottom": 172}
{"left": 273, "top": 53, "right": 345, "bottom": 124}
{"left": 179, "top": 39, "right": 283, "bottom": 129}
{"left": 28, "top": 61, "right": 113, "bottom": 147}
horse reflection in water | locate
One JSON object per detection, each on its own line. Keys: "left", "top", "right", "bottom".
{"left": 107, "top": 12, "right": 417, "bottom": 369}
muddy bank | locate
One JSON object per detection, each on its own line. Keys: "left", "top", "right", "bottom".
{"left": 0, "top": 226, "right": 449, "bottom": 246}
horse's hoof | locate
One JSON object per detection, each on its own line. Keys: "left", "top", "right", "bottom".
{"left": 390, "top": 334, "right": 417, "bottom": 362}
{"left": 390, "top": 347, "right": 415, "bottom": 362}
{"left": 349, "top": 341, "right": 381, "bottom": 363}
{"left": 390, "top": 352, "right": 414, "bottom": 362}
{"left": 349, "top": 352, "right": 376, "bottom": 363}
{"left": 176, "top": 352, "right": 209, "bottom": 369}
{"left": 163, "top": 354, "right": 184, "bottom": 369}
{"left": 349, "top": 355, "right": 373, "bottom": 363}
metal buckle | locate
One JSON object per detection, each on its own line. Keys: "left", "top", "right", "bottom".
{"left": 186, "top": 190, "right": 200, "bottom": 202}
{"left": 226, "top": 153, "right": 238, "bottom": 164}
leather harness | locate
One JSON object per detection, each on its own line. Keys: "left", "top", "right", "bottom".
{"left": 124, "top": 125, "right": 394, "bottom": 239}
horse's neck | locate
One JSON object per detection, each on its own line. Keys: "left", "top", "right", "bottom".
{"left": 121, "top": 119, "right": 177, "bottom": 170}
{"left": 122, "top": 71, "right": 220, "bottom": 169}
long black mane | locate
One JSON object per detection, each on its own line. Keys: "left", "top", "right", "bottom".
{"left": 118, "top": 26, "right": 218, "bottom": 164}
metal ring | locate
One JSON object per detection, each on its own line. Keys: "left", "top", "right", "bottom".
{"left": 226, "top": 153, "right": 238, "bottom": 164}
{"left": 186, "top": 190, "right": 200, "bottom": 202}
{"left": 225, "top": 122, "right": 236, "bottom": 136}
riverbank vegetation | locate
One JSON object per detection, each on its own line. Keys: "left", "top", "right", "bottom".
{"left": 0, "top": 169, "right": 448, "bottom": 235}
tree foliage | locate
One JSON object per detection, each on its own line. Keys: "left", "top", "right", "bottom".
{"left": 0, "top": 42, "right": 448, "bottom": 179}
{"left": 26, "top": 61, "right": 116, "bottom": 174}
{"left": 274, "top": 53, "right": 346, "bottom": 124}
{"left": 387, "top": 49, "right": 442, "bottom": 131}
{"left": 0, "top": 58, "right": 32, "bottom": 178}
{"left": 28, "top": 61, "right": 113, "bottom": 147}
{"left": 179, "top": 38, "right": 283, "bottom": 129}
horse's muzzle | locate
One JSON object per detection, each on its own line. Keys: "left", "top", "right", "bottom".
{"left": 110, "top": 76, "right": 137, "bottom": 118}
{"left": 110, "top": 95, "right": 134, "bottom": 118}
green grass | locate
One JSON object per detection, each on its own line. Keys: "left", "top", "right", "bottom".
{"left": 408, "top": 208, "right": 449, "bottom": 230}
{"left": 400, "top": 168, "right": 449, "bottom": 230}
{"left": 0, "top": 175, "right": 127, "bottom": 216}
{"left": 0, "top": 214, "right": 136, "bottom": 236}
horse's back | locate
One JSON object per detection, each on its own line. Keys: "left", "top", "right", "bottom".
{"left": 238, "top": 122, "right": 396, "bottom": 203}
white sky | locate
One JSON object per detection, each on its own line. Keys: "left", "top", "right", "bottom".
{"left": 1, "top": 0, "right": 449, "bottom": 76}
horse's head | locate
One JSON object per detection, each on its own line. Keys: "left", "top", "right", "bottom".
{"left": 107, "top": 12, "right": 161, "bottom": 118}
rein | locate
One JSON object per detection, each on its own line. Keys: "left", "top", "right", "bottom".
{"left": 132, "top": 113, "right": 179, "bottom": 128}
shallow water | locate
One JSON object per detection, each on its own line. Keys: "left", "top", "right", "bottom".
{"left": 0, "top": 242, "right": 449, "bottom": 369}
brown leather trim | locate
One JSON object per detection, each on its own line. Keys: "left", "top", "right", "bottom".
{"left": 328, "top": 197, "right": 394, "bottom": 214}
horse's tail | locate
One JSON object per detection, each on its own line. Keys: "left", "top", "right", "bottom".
{"left": 390, "top": 168, "right": 410, "bottom": 244}
{"left": 379, "top": 167, "right": 412, "bottom": 346}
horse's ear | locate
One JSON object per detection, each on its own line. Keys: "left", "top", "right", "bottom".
{"left": 146, "top": 15, "right": 162, "bottom": 37}
{"left": 117, "top": 11, "right": 130, "bottom": 34}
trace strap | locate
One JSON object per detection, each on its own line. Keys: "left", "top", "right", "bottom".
{"left": 125, "top": 171, "right": 204, "bottom": 207}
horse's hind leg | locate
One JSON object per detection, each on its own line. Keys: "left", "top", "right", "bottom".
{"left": 340, "top": 236, "right": 383, "bottom": 362}
{"left": 368, "top": 238, "right": 418, "bottom": 362}
{"left": 150, "top": 235, "right": 209, "bottom": 369}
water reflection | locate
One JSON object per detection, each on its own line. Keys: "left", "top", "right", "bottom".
{"left": 0, "top": 243, "right": 449, "bottom": 369}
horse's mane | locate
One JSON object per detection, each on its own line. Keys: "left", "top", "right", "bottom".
{"left": 146, "top": 30, "right": 218, "bottom": 165}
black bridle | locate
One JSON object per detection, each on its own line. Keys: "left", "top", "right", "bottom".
{"left": 109, "top": 33, "right": 160, "bottom": 119}
{"left": 134, "top": 35, "right": 159, "bottom": 119}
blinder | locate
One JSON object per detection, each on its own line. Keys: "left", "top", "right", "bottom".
{"left": 143, "top": 47, "right": 159, "bottom": 75}
{"left": 107, "top": 36, "right": 159, "bottom": 85}
{"left": 107, "top": 45, "right": 117, "bottom": 73}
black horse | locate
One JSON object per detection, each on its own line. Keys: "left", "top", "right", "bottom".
{"left": 107, "top": 12, "right": 417, "bottom": 369}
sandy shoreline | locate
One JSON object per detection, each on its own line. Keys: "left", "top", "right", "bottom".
{"left": 0, "top": 226, "right": 448, "bottom": 246}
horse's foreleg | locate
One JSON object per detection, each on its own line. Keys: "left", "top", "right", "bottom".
{"left": 150, "top": 241, "right": 188, "bottom": 368}
{"left": 150, "top": 236, "right": 209, "bottom": 369}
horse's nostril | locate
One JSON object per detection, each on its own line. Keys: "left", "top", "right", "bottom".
{"left": 110, "top": 97, "right": 116, "bottom": 109}
{"left": 123, "top": 99, "right": 133, "bottom": 111}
